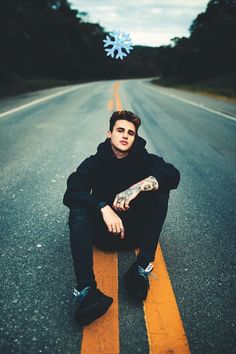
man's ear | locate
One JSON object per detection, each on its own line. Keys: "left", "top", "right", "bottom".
{"left": 107, "top": 131, "right": 111, "bottom": 139}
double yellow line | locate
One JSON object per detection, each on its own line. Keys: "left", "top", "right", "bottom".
{"left": 81, "top": 248, "right": 119, "bottom": 353}
{"left": 81, "top": 81, "right": 191, "bottom": 354}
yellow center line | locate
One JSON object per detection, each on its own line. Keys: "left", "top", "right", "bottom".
{"left": 81, "top": 248, "right": 119, "bottom": 354}
{"left": 113, "top": 82, "right": 122, "bottom": 110}
{"left": 81, "top": 80, "right": 190, "bottom": 354}
{"left": 144, "top": 245, "right": 191, "bottom": 353}
{"left": 81, "top": 81, "right": 121, "bottom": 354}
{"left": 107, "top": 99, "right": 114, "bottom": 112}
{"left": 115, "top": 80, "right": 190, "bottom": 353}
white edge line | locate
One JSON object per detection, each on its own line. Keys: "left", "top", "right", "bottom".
{"left": 0, "top": 85, "right": 82, "bottom": 119}
{"left": 144, "top": 82, "right": 236, "bottom": 122}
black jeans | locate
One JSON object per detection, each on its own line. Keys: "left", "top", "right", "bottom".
{"left": 68, "top": 191, "right": 169, "bottom": 290}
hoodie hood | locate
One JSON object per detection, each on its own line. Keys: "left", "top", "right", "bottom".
{"left": 96, "top": 135, "right": 148, "bottom": 163}
{"left": 94, "top": 135, "right": 149, "bottom": 196}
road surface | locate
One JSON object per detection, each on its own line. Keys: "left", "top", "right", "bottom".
{"left": 0, "top": 79, "right": 235, "bottom": 353}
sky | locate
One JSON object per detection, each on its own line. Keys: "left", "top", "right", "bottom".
{"left": 69, "top": 0, "right": 209, "bottom": 47}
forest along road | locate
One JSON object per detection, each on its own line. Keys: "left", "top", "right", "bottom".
{"left": 0, "top": 79, "right": 235, "bottom": 354}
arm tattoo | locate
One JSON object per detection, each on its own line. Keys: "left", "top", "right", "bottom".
{"left": 117, "top": 176, "right": 158, "bottom": 203}
{"left": 135, "top": 176, "right": 158, "bottom": 192}
{"left": 117, "top": 185, "right": 140, "bottom": 202}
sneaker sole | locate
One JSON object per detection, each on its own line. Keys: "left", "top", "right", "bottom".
{"left": 76, "top": 297, "right": 113, "bottom": 326}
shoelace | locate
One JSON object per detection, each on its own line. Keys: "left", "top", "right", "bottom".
{"left": 138, "top": 263, "right": 153, "bottom": 280}
{"left": 73, "top": 286, "right": 91, "bottom": 302}
{"left": 138, "top": 263, "right": 158, "bottom": 280}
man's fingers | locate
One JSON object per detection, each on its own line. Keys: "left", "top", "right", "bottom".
{"left": 112, "top": 225, "right": 118, "bottom": 233}
{"left": 115, "top": 201, "right": 121, "bottom": 210}
{"left": 109, "top": 224, "right": 125, "bottom": 238}
{"left": 118, "top": 198, "right": 127, "bottom": 211}
{"left": 120, "top": 227, "right": 125, "bottom": 239}
{"left": 119, "top": 221, "right": 125, "bottom": 238}
{"left": 124, "top": 201, "right": 130, "bottom": 210}
{"left": 106, "top": 217, "right": 124, "bottom": 238}
{"left": 113, "top": 196, "right": 119, "bottom": 209}
{"left": 119, "top": 199, "right": 125, "bottom": 209}
{"left": 108, "top": 223, "right": 113, "bottom": 233}
{"left": 110, "top": 223, "right": 120, "bottom": 234}
{"left": 108, "top": 223, "right": 117, "bottom": 233}
{"left": 118, "top": 200, "right": 129, "bottom": 211}
{"left": 113, "top": 196, "right": 127, "bottom": 211}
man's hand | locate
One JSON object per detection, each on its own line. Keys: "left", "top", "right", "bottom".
{"left": 113, "top": 176, "right": 159, "bottom": 212}
{"left": 101, "top": 205, "right": 125, "bottom": 239}
{"left": 113, "top": 185, "right": 140, "bottom": 211}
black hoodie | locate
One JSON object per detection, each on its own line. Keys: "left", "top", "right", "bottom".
{"left": 63, "top": 136, "right": 180, "bottom": 210}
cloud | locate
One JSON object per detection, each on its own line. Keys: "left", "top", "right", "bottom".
{"left": 70, "top": 0, "right": 209, "bottom": 45}
{"left": 131, "top": 31, "right": 184, "bottom": 46}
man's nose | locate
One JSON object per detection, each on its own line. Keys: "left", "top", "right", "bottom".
{"left": 123, "top": 131, "right": 128, "bottom": 139}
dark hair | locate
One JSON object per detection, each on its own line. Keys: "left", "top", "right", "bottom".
{"left": 109, "top": 110, "right": 141, "bottom": 132}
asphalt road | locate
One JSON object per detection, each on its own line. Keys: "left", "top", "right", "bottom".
{"left": 0, "top": 79, "right": 235, "bottom": 354}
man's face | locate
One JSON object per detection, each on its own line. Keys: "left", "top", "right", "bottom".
{"left": 107, "top": 119, "right": 136, "bottom": 155}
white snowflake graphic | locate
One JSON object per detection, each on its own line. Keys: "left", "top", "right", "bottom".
{"left": 103, "top": 30, "right": 133, "bottom": 60}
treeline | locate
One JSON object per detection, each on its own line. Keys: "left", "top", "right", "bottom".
{"left": 156, "top": 0, "right": 236, "bottom": 81}
{"left": 0, "top": 0, "right": 235, "bottom": 85}
{"left": 0, "top": 0, "right": 158, "bottom": 84}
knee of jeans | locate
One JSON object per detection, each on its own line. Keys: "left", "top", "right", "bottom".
{"left": 154, "top": 190, "right": 169, "bottom": 202}
{"left": 135, "top": 189, "right": 169, "bottom": 207}
{"left": 69, "top": 207, "right": 91, "bottom": 225}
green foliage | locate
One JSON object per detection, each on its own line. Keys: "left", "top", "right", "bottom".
{"left": 160, "top": 0, "right": 236, "bottom": 80}
{"left": 152, "top": 74, "right": 236, "bottom": 97}
{"left": 0, "top": 0, "right": 158, "bottom": 83}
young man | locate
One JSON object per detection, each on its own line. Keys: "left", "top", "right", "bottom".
{"left": 63, "top": 110, "right": 180, "bottom": 326}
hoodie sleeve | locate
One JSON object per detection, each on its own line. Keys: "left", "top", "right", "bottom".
{"left": 147, "top": 154, "right": 180, "bottom": 191}
{"left": 63, "top": 156, "right": 102, "bottom": 209}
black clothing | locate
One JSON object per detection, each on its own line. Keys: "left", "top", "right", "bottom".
{"left": 63, "top": 136, "right": 180, "bottom": 210}
{"left": 124, "top": 260, "right": 152, "bottom": 301}
{"left": 69, "top": 191, "right": 169, "bottom": 289}
{"left": 75, "top": 287, "right": 113, "bottom": 326}
{"left": 63, "top": 136, "right": 180, "bottom": 289}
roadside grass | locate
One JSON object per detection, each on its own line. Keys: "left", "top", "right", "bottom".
{"left": 1, "top": 75, "right": 236, "bottom": 101}
{"left": 151, "top": 75, "right": 236, "bottom": 100}
{"left": 0, "top": 78, "right": 86, "bottom": 99}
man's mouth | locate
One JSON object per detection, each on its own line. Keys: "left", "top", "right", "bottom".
{"left": 120, "top": 141, "right": 128, "bottom": 145}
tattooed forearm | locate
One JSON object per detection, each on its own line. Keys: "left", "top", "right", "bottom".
{"left": 113, "top": 176, "right": 159, "bottom": 211}
{"left": 134, "top": 176, "right": 159, "bottom": 192}
{"left": 113, "top": 184, "right": 140, "bottom": 210}
{"left": 116, "top": 185, "right": 139, "bottom": 203}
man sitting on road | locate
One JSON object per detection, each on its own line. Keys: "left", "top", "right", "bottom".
{"left": 63, "top": 110, "right": 180, "bottom": 326}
